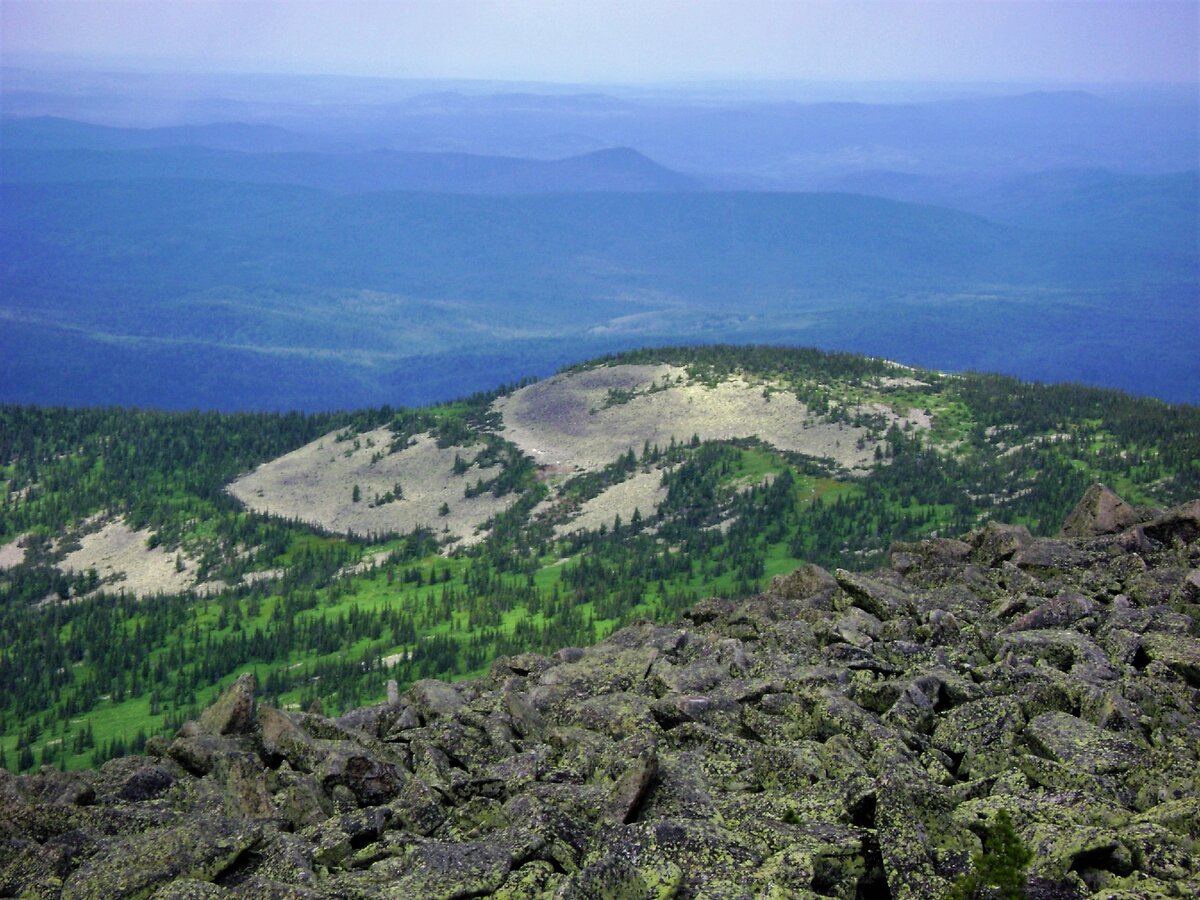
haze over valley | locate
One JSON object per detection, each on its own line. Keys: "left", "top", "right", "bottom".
{"left": 1, "top": 66, "right": 1197, "bottom": 407}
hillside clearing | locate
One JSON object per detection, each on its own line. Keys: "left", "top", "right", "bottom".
{"left": 0, "top": 537, "right": 27, "bottom": 570}
{"left": 228, "top": 427, "right": 519, "bottom": 544}
{"left": 552, "top": 469, "right": 669, "bottom": 537}
{"left": 493, "top": 363, "right": 926, "bottom": 472}
{"left": 59, "top": 518, "right": 203, "bottom": 597}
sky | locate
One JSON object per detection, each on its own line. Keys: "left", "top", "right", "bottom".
{"left": 3, "top": 0, "right": 1197, "bottom": 84}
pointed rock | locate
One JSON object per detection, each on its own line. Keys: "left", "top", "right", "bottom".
{"left": 1060, "top": 483, "right": 1139, "bottom": 537}
{"left": 198, "top": 673, "right": 257, "bottom": 736}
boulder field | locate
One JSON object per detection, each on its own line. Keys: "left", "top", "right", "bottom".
{"left": 3, "top": 485, "right": 1198, "bottom": 898}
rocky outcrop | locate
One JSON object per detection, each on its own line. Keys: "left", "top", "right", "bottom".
{"left": 3, "top": 488, "right": 1199, "bottom": 898}
{"left": 1059, "top": 483, "right": 1141, "bottom": 539}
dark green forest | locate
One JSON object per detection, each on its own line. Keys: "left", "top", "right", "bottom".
{"left": 1, "top": 346, "right": 1197, "bottom": 773}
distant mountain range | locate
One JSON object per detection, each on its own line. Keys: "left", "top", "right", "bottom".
{"left": 0, "top": 80, "right": 1196, "bottom": 409}
{"left": 5, "top": 82, "right": 1197, "bottom": 177}
{"left": 2, "top": 118, "right": 698, "bottom": 193}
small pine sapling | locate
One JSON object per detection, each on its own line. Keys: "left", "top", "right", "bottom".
{"left": 949, "top": 810, "right": 1033, "bottom": 899}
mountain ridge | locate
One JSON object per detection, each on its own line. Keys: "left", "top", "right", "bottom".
{"left": 0, "top": 141, "right": 699, "bottom": 194}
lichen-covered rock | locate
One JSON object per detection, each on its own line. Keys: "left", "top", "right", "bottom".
{"left": 1061, "top": 484, "right": 1141, "bottom": 538}
{"left": 149, "top": 879, "right": 227, "bottom": 899}
{"left": 313, "top": 741, "right": 407, "bottom": 807}
{"left": 60, "top": 817, "right": 261, "bottom": 900}
{"left": 970, "top": 520, "right": 1033, "bottom": 564}
{"left": 115, "top": 763, "right": 177, "bottom": 803}
{"left": 1143, "top": 499, "right": 1200, "bottom": 546}
{"left": 834, "top": 570, "right": 916, "bottom": 620}
{"left": 1138, "top": 632, "right": 1200, "bottom": 685}
{"left": 370, "top": 838, "right": 513, "bottom": 899}
{"left": 198, "top": 673, "right": 258, "bottom": 737}
{"left": 558, "top": 842, "right": 684, "bottom": 899}
{"left": 5, "top": 486, "right": 1199, "bottom": 898}
{"left": 1005, "top": 591, "right": 1097, "bottom": 632}
{"left": 770, "top": 563, "right": 838, "bottom": 605}
{"left": 1025, "top": 712, "right": 1145, "bottom": 775}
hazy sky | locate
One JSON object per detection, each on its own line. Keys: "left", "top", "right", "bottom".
{"left": 4, "top": 0, "right": 1197, "bottom": 84}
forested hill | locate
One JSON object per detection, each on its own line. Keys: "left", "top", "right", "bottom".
{"left": 0, "top": 345, "right": 1197, "bottom": 775}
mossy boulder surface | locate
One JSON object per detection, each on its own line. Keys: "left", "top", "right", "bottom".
{"left": 60, "top": 818, "right": 262, "bottom": 900}
{"left": 2, "top": 488, "right": 1199, "bottom": 898}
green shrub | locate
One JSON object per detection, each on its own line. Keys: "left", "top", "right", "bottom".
{"left": 949, "top": 810, "right": 1033, "bottom": 899}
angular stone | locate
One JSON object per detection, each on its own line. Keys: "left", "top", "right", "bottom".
{"left": 61, "top": 818, "right": 261, "bottom": 900}
{"left": 275, "top": 772, "right": 332, "bottom": 830}
{"left": 1143, "top": 499, "right": 1200, "bottom": 545}
{"left": 559, "top": 849, "right": 683, "bottom": 900}
{"left": 1139, "top": 632, "right": 1200, "bottom": 685}
{"left": 889, "top": 537, "right": 972, "bottom": 573}
{"left": 1134, "top": 797, "right": 1200, "bottom": 841}
{"left": 388, "top": 776, "right": 447, "bottom": 836}
{"left": 564, "top": 820, "right": 758, "bottom": 897}
{"left": 22, "top": 768, "right": 95, "bottom": 807}
{"left": 1002, "top": 629, "right": 1116, "bottom": 676}
{"left": 168, "top": 734, "right": 244, "bottom": 777}
{"left": 1003, "top": 591, "right": 1097, "bottom": 633}
{"left": 210, "top": 751, "right": 274, "bottom": 819}
{"left": 876, "top": 772, "right": 959, "bottom": 900}
{"left": 336, "top": 702, "right": 397, "bottom": 737}
{"left": 198, "top": 673, "right": 257, "bottom": 737}
{"left": 1012, "top": 540, "right": 1091, "bottom": 573}
{"left": 771, "top": 563, "right": 838, "bottom": 605}
{"left": 753, "top": 823, "right": 871, "bottom": 897}
{"left": 259, "top": 706, "right": 319, "bottom": 771}
{"left": 568, "top": 693, "right": 657, "bottom": 742}
{"left": 379, "top": 839, "right": 512, "bottom": 899}
{"left": 834, "top": 607, "right": 883, "bottom": 647}
{"left": 1060, "top": 484, "right": 1140, "bottom": 537}
{"left": 1026, "top": 712, "right": 1144, "bottom": 775}
{"left": 504, "top": 691, "right": 546, "bottom": 740}
{"left": 1184, "top": 568, "right": 1200, "bottom": 601}
{"left": 315, "top": 741, "right": 407, "bottom": 807}
{"left": 492, "top": 860, "right": 564, "bottom": 898}
{"left": 148, "top": 880, "right": 227, "bottom": 899}
{"left": 117, "top": 764, "right": 175, "bottom": 803}
{"left": 408, "top": 679, "right": 465, "bottom": 722}
{"left": 607, "top": 747, "right": 657, "bottom": 824}
{"left": 835, "top": 570, "right": 916, "bottom": 620}
{"left": 971, "top": 521, "right": 1033, "bottom": 565}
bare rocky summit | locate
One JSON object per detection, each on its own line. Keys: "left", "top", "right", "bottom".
{"left": 3, "top": 487, "right": 1198, "bottom": 899}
